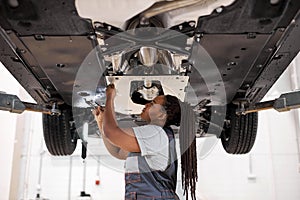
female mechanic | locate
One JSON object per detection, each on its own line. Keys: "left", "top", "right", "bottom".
{"left": 93, "top": 84, "right": 197, "bottom": 200}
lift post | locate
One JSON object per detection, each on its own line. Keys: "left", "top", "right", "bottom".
{"left": 237, "top": 90, "right": 300, "bottom": 115}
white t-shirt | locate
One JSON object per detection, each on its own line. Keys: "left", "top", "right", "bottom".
{"left": 132, "top": 124, "right": 169, "bottom": 171}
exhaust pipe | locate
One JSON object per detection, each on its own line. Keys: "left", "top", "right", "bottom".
{"left": 140, "top": 0, "right": 205, "bottom": 24}
{"left": 138, "top": 46, "right": 158, "bottom": 67}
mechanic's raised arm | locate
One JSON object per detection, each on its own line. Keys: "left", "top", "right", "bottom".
{"left": 93, "top": 107, "right": 128, "bottom": 160}
{"left": 102, "top": 84, "right": 141, "bottom": 153}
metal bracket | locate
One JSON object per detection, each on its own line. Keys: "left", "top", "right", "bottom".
{"left": 94, "top": 21, "right": 192, "bottom": 57}
{"left": 232, "top": 98, "right": 250, "bottom": 114}
{"left": 0, "top": 92, "right": 25, "bottom": 114}
{"left": 236, "top": 90, "right": 300, "bottom": 115}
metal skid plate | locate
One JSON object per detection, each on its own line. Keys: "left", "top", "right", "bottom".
{"left": 106, "top": 75, "right": 189, "bottom": 115}
{"left": 0, "top": 92, "right": 25, "bottom": 114}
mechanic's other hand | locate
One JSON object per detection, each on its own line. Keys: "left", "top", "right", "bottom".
{"left": 106, "top": 84, "right": 116, "bottom": 100}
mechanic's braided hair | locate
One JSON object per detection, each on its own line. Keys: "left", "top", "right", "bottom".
{"left": 164, "top": 95, "right": 198, "bottom": 200}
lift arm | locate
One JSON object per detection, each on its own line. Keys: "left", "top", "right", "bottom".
{"left": 0, "top": 92, "right": 60, "bottom": 115}
{"left": 237, "top": 90, "right": 300, "bottom": 115}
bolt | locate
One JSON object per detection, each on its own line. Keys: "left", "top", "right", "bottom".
{"left": 195, "top": 33, "right": 203, "bottom": 42}
{"left": 189, "top": 21, "right": 195, "bottom": 27}
{"left": 56, "top": 63, "right": 65, "bottom": 68}
{"left": 291, "top": 19, "right": 296, "bottom": 25}
{"left": 227, "top": 61, "right": 237, "bottom": 66}
{"left": 19, "top": 49, "right": 26, "bottom": 53}
{"left": 89, "top": 35, "right": 96, "bottom": 40}
{"left": 270, "top": 0, "right": 280, "bottom": 5}
{"left": 274, "top": 54, "right": 282, "bottom": 60}
{"left": 97, "top": 32, "right": 104, "bottom": 38}
{"left": 34, "top": 35, "right": 45, "bottom": 41}
{"left": 216, "top": 7, "right": 223, "bottom": 13}
{"left": 12, "top": 57, "right": 19, "bottom": 62}
{"left": 247, "top": 33, "right": 256, "bottom": 39}
{"left": 94, "top": 22, "right": 102, "bottom": 28}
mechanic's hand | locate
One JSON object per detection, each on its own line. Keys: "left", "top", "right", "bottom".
{"left": 92, "top": 106, "right": 105, "bottom": 127}
{"left": 106, "top": 84, "right": 116, "bottom": 100}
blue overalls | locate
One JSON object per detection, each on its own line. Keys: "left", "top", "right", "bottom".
{"left": 125, "top": 127, "right": 179, "bottom": 200}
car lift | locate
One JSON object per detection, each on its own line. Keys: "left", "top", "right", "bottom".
{"left": 1, "top": 90, "right": 300, "bottom": 115}
{"left": 0, "top": 92, "right": 93, "bottom": 199}
{"left": 235, "top": 90, "right": 300, "bottom": 115}
{"left": 0, "top": 92, "right": 60, "bottom": 115}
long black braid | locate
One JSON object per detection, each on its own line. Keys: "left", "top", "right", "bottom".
{"left": 164, "top": 95, "right": 198, "bottom": 200}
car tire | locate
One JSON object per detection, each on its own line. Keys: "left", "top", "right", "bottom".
{"left": 42, "top": 108, "right": 78, "bottom": 156}
{"left": 221, "top": 107, "right": 258, "bottom": 154}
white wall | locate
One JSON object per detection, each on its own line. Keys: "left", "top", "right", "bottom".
{"left": 1, "top": 53, "right": 300, "bottom": 200}
{"left": 0, "top": 63, "right": 37, "bottom": 200}
{"left": 0, "top": 63, "right": 19, "bottom": 200}
{"left": 196, "top": 54, "right": 300, "bottom": 200}
{"left": 16, "top": 126, "right": 126, "bottom": 200}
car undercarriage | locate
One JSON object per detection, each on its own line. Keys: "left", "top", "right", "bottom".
{"left": 0, "top": 0, "right": 299, "bottom": 156}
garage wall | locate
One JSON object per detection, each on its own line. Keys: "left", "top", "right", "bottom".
{"left": 196, "top": 53, "right": 300, "bottom": 200}
{"left": 196, "top": 111, "right": 300, "bottom": 200}
{"left": 0, "top": 53, "right": 300, "bottom": 200}
{"left": 0, "top": 64, "right": 19, "bottom": 200}
{"left": 0, "top": 63, "right": 37, "bottom": 200}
